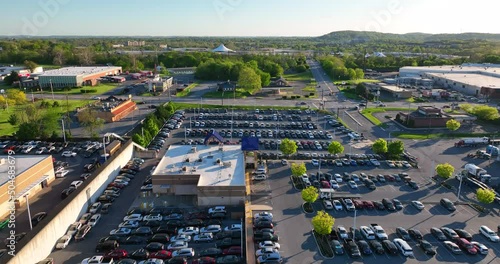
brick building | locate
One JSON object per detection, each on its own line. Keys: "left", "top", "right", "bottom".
{"left": 397, "top": 106, "right": 452, "bottom": 128}
{"left": 76, "top": 96, "right": 137, "bottom": 123}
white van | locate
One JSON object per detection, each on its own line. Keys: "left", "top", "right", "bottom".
{"left": 393, "top": 238, "right": 413, "bottom": 257}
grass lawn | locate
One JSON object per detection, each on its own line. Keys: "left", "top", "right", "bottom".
{"left": 301, "top": 85, "right": 317, "bottom": 93}
{"left": 393, "top": 131, "right": 500, "bottom": 139}
{"left": 176, "top": 82, "right": 199, "bottom": 97}
{"left": 334, "top": 79, "right": 379, "bottom": 85}
{"left": 283, "top": 71, "right": 313, "bottom": 82}
{"left": 202, "top": 88, "right": 251, "bottom": 99}
{"left": 360, "top": 107, "right": 417, "bottom": 127}
{"left": 171, "top": 102, "right": 306, "bottom": 111}
{"left": 338, "top": 86, "right": 362, "bottom": 100}
{"left": 0, "top": 99, "right": 91, "bottom": 137}
{"left": 40, "top": 83, "right": 119, "bottom": 95}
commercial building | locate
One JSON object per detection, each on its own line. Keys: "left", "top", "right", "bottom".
{"left": 38, "top": 66, "right": 122, "bottom": 88}
{"left": 75, "top": 96, "right": 137, "bottom": 123}
{"left": 151, "top": 144, "right": 246, "bottom": 206}
{"left": 396, "top": 106, "right": 452, "bottom": 128}
{"left": 398, "top": 64, "right": 500, "bottom": 98}
{"left": 127, "top": 41, "right": 146, "bottom": 47}
{"left": 0, "top": 155, "right": 55, "bottom": 220}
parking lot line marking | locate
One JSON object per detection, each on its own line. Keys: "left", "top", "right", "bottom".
{"left": 459, "top": 205, "right": 476, "bottom": 216}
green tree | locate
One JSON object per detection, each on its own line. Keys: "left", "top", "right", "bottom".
{"left": 354, "top": 68, "right": 364, "bottom": 79}
{"left": 3, "top": 71, "right": 20, "bottom": 85}
{"left": 78, "top": 108, "right": 105, "bottom": 138}
{"left": 446, "top": 119, "right": 461, "bottom": 131}
{"left": 8, "top": 114, "right": 19, "bottom": 126}
{"left": 301, "top": 186, "right": 319, "bottom": 204}
{"left": 279, "top": 138, "right": 297, "bottom": 156}
{"left": 238, "top": 67, "right": 261, "bottom": 94}
{"left": 132, "top": 133, "right": 146, "bottom": 147}
{"left": 327, "top": 141, "right": 344, "bottom": 155}
{"left": 6, "top": 89, "right": 26, "bottom": 104}
{"left": 473, "top": 106, "right": 499, "bottom": 121}
{"left": 372, "top": 138, "right": 388, "bottom": 154}
{"left": 477, "top": 188, "right": 496, "bottom": 204}
{"left": 15, "top": 122, "right": 38, "bottom": 140}
{"left": 23, "top": 60, "right": 38, "bottom": 72}
{"left": 311, "top": 211, "right": 335, "bottom": 235}
{"left": 435, "top": 163, "right": 454, "bottom": 179}
{"left": 387, "top": 140, "right": 404, "bottom": 158}
{"left": 291, "top": 163, "right": 307, "bottom": 177}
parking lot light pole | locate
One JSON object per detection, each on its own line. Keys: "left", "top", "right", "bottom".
{"left": 457, "top": 171, "right": 463, "bottom": 202}
{"left": 24, "top": 194, "right": 32, "bottom": 231}
{"left": 61, "top": 119, "right": 66, "bottom": 143}
{"left": 352, "top": 209, "right": 357, "bottom": 238}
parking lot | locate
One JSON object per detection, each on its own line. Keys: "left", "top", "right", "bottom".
{"left": 258, "top": 158, "right": 500, "bottom": 263}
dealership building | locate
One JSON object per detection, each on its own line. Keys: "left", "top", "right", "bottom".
{"left": 38, "top": 66, "right": 122, "bottom": 88}
{"left": 0, "top": 155, "right": 55, "bottom": 220}
{"left": 151, "top": 144, "right": 246, "bottom": 206}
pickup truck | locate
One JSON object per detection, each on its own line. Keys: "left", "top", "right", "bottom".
{"left": 370, "top": 224, "right": 388, "bottom": 240}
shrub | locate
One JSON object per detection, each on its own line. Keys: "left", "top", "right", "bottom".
{"left": 309, "top": 92, "right": 315, "bottom": 96}
{"left": 304, "top": 95, "right": 309, "bottom": 98}
{"left": 282, "top": 95, "right": 288, "bottom": 99}
{"left": 80, "top": 89, "right": 97, "bottom": 93}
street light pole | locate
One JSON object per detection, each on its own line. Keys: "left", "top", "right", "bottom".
{"left": 352, "top": 209, "right": 357, "bottom": 238}
{"left": 457, "top": 172, "right": 463, "bottom": 202}
{"left": 25, "top": 194, "right": 32, "bottom": 231}
{"left": 61, "top": 119, "right": 66, "bottom": 143}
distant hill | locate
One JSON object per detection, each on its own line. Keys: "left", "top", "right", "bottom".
{"left": 318, "top": 31, "right": 500, "bottom": 43}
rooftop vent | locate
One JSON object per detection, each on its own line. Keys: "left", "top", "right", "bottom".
{"left": 190, "top": 147, "right": 197, "bottom": 153}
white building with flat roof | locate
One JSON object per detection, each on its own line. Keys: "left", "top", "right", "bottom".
{"left": 38, "top": 66, "right": 122, "bottom": 88}
{"left": 151, "top": 145, "right": 246, "bottom": 206}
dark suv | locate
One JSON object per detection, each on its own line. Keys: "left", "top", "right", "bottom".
{"left": 343, "top": 238, "right": 361, "bottom": 258}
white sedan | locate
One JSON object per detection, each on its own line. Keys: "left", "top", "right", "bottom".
{"left": 167, "top": 241, "right": 188, "bottom": 250}
{"left": 332, "top": 200, "right": 343, "bottom": 211}
{"left": 329, "top": 180, "right": 339, "bottom": 189}
{"left": 311, "top": 159, "right": 319, "bottom": 166}
{"left": 113, "top": 179, "right": 129, "bottom": 186}
{"left": 348, "top": 180, "right": 358, "bottom": 189}
{"left": 61, "top": 151, "right": 77, "bottom": 157}
{"left": 256, "top": 248, "right": 279, "bottom": 257}
{"left": 55, "top": 235, "right": 72, "bottom": 249}
{"left": 258, "top": 241, "right": 280, "bottom": 249}
{"left": 178, "top": 227, "right": 200, "bottom": 236}
{"left": 123, "top": 214, "right": 143, "bottom": 222}
{"left": 143, "top": 214, "right": 162, "bottom": 221}
{"left": 109, "top": 228, "right": 131, "bottom": 236}
{"left": 411, "top": 201, "right": 425, "bottom": 210}
{"left": 334, "top": 174, "right": 343, "bottom": 183}
{"left": 119, "top": 220, "right": 140, "bottom": 229}
{"left": 170, "top": 234, "right": 191, "bottom": 243}
{"left": 55, "top": 170, "right": 70, "bottom": 178}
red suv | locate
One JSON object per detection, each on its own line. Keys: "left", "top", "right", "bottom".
{"left": 456, "top": 238, "right": 477, "bottom": 255}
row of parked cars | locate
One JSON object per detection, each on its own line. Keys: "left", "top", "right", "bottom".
{"left": 1, "top": 140, "right": 103, "bottom": 158}
{"left": 253, "top": 212, "right": 283, "bottom": 264}
{"left": 86, "top": 205, "right": 245, "bottom": 264}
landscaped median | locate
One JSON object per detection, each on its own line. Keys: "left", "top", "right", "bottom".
{"left": 175, "top": 81, "right": 199, "bottom": 97}
{"left": 360, "top": 107, "right": 417, "bottom": 127}
{"left": 312, "top": 230, "right": 335, "bottom": 258}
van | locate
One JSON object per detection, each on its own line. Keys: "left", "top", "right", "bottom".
{"left": 393, "top": 238, "right": 413, "bottom": 257}
{"left": 95, "top": 240, "right": 119, "bottom": 253}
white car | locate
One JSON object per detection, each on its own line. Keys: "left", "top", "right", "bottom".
{"left": 123, "top": 214, "right": 143, "bottom": 222}
{"left": 258, "top": 240, "right": 280, "bottom": 249}
{"left": 178, "top": 226, "right": 200, "bottom": 236}
{"left": 480, "top": 225, "right": 500, "bottom": 242}
{"left": 70, "top": 180, "right": 83, "bottom": 189}
{"left": 55, "top": 170, "right": 70, "bottom": 178}
{"left": 343, "top": 199, "right": 355, "bottom": 211}
{"left": 200, "top": 225, "right": 221, "bottom": 234}
{"left": 170, "top": 234, "right": 191, "bottom": 243}
{"left": 256, "top": 248, "right": 279, "bottom": 257}
{"left": 143, "top": 214, "right": 163, "bottom": 221}
{"left": 333, "top": 200, "right": 343, "bottom": 211}
{"left": 337, "top": 226, "right": 349, "bottom": 239}
{"left": 370, "top": 159, "right": 380, "bottom": 166}
{"left": 89, "top": 202, "right": 102, "bottom": 214}
{"left": 348, "top": 180, "right": 358, "bottom": 189}
{"left": 224, "top": 224, "right": 242, "bottom": 232}
{"left": 208, "top": 206, "right": 226, "bottom": 214}
{"left": 411, "top": 201, "right": 425, "bottom": 210}
{"left": 329, "top": 180, "right": 339, "bottom": 189}
{"left": 471, "top": 241, "right": 489, "bottom": 254}
{"left": 254, "top": 212, "right": 273, "bottom": 221}
{"left": 119, "top": 220, "right": 140, "bottom": 229}
{"left": 167, "top": 241, "right": 188, "bottom": 250}
{"left": 88, "top": 214, "right": 101, "bottom": 227}
{"left": 66, "top": 222, "right": 82, "bottom": 237}
{"left": 311, "top": 159, "right": 319, "bottom": 166}
{"left": 61, "top": 151, "right": 77, "bottom": 157}
{"left": 401, "top": 161, "right": 412, "bottom": 168}
{"left": 193, "top": 233, "right": 213, "bottom": 243}
{"left": 35, "top": 148, "right": 46, "bottom": 154}
{"left": 22, "top": 146, "right": 33, "bottom": 154}
{"left": 387, "top": 161, "right": 396, "bottom": 168}
{"left": 172, "top": 248, "right": 195, "bottom": 258}
{"left": 334, "top": 160, "right": 343, "bottom": 167}
{"left": 323, "top": 200, "right": 333, "bottom": 210}
{"left": 55, "top": 235, "right": 72, "bottom": 249}
{"left": 115, "top": 176, "right": 131, "bottom": 182}
{"left": 141, "top": 184, "right": 153, "bottom": 191}
{"left": 252, "top": 174, "right": 267, "bottom": 181}
{"left": 109, "top": 228, "right": 132, "bottom": 236}
{"left": 333, "top": 173, "right": 343, "bottom": 183}
{"left": 351, "top": 174, "right": 360, "bottom": 182}
{"left": 113, "top": 179, "right": 129, "bottom": 186}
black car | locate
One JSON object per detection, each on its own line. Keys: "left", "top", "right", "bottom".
{"left": 145, "top": 242, "right": 164, "bottom": 252}
{"left": 440, "top": 198, "right": 456, "bottom": 212}
{"left": 364, "top": 180, "right": 376, "bottom": 190}
{"left": 123, "top": 236, "right": 146, "bottom": 244}
{"left": 61, "top": 187, "right": 76, "bottom": 199}
{"left": 155, "top": 225, "right": 177, "bottom": 235}
{"left": 215, "top": 255, "right": 242, "bottom": 264}
{"left": 357, "top": 240, "right": 373, "bottom": 255}
{"left": 382, "top": 198, "right": 395, "bottom": 211}
{"left": 343, "top": 238, "right": 361, "bottom": 258}
{"left": 349, "top": 227, "right": 363, "bottom": 241}
{"left": 185, "top": 219, "right": 204, "bottom": 227}
{"left": 215, "top": 230, "right": 241, "bottom": 240}
{"left": 99, "top": 235, "right": 126, "bottom": 244}
{"left": 419, "top": 240, "right": 437, "bottom": 256}
{"left": 408, "top": 181, "right": 419, "bottom": 190}
{"left": 253, "top": 232, "right": 279, "bottom": 242}
{"left": 369, "top": 240, "right": 385, "bottom": 254}
{"left": 331, "top": 240, "right": 344, "bottom": 255}
{"left": 198, "top": 248, "right": 223, "bottom": 258}
{"left": 408, "top": 229, "right": 423, "bottom": 240}
{"left": 168, "top": 257, "right": 188, "bottom": 264}
{"left": 132, "top": 227, "right": 153, "bottom": 236}
{"left": 143, "top": 220, "right": 162, "bottom": 228}
{"left": 129, "top": 248, "right": 149, "bottom": 260}
{"left": 148, "top": 233, "right": 170, "bottom": 243}
{"left": 454, "top": 229, "right": 473, "bottom": 241}
{"left": 382, "top": 240, "right": 398, "bottom": 255}
{"left": 396, "top": 227, "right": 411, "bottom": 241}
{"left": 101, "top": 203, "right": 112, "bottom": 214}
{"left": 128, "top": 208, "right": 146, "bottom": 215}
{"left": 430, "top": 227, "right": 447, "bottom": 241}
{"left": 31, "top": 212, "right": 47, "bottom": 227}
{"left": 392, "top": 199, "right": 403, "bottom": 210}
{"left": 210, "top": 212, "right": 226, "bottom": 219}
{"left": 254, "top": 220, "right": 273, "bottom": 229}
{"left": 166, "top": 220, "right": 185, "bottom": 228}
{"left": 373, "top": 201, "right": 385, "bottom": 210}
{"left": 95, "top": 240, "right": 119, "bottom": 253}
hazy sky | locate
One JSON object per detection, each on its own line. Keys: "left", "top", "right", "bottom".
{"left": 3, "top": 0, "right": 499, "bottom": 36}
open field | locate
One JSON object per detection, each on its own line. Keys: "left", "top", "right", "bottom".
{"left": 39, "top": 83, "right": 119, "bottom": 95}
{"left": 283, "top": 70, "right": 313, "bottom": 82}
{"left": 202, "top": 88, "right": 251, "bottom": 99}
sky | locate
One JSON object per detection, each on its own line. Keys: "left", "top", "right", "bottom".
{"left": 2, "top": 0, "right": 499, "bottom": 37}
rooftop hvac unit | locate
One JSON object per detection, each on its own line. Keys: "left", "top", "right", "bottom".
{"left": 190, "top": 147, "right": 197, "bottom": 153}
{"left": 182, "top": 166, "right": 187, "bottom": 172}
{"left": 223, "top": 162, "right": 232, "bottom": 167}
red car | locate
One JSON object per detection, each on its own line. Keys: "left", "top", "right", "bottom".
{"left": 320, "top": 181, "right": 330, "bottom": 188}
{"left": 222, "top": 246, "right": 242, "bottom": 255}
{"left": 353, "top": 200, "right": 364, "bottom": 209}
{"left": 191, "top": 257, "right": 216, "bottom": 264}
{"left": 362, "top": 200, "right": 374, "bottom": 210}
{"left": 106, "top": 249, "right": 128, "bottom": 259}
{"left": 108, "top": 182, "right": 125, "bottom": 189}
{"left": 149, "top": 250, "right": 172, "bottom": 259}
{"left": 384, "top": 174, "right": 395, "bottom": 182}
{"left": 456, "top": 238, "right": 477, "bottom": 255}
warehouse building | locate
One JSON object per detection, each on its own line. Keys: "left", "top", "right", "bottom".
{"left": 76, "top": 96, "right": 137, "bottom": 123}
{"left": 398, "top": 64, "right": 500, "bottom": 98}
{"left": 38, "top": 66, "right": 122, "bottom": 88}
{"left": 151, "top": 144, "right": 246, "bottom": 206}
{"left": 0, "top": 155, "right": 55, "bottom": 220}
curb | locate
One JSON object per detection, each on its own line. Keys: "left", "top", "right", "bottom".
{"left": 343, "top": 110, "right": 363, "bottom": 127}
{"left": 289, "top": 176, "right": 303, "bottom": 191}
{"left": 311, "top": 229, "right": 335, "bottom": 259}
{"left": 302, "top": 202, "right": 316, "bottom": 215}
